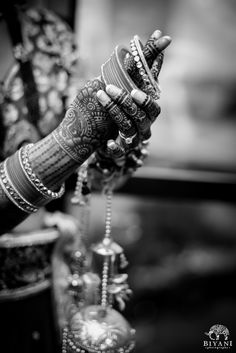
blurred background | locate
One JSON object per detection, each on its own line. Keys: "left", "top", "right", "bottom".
{"left": 49, "top": 0, "right": 236, "bottom": 351}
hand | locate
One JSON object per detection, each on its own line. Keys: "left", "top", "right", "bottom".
{"left": 87, "top": 84, "right": 159, "bottom": 190}
{"left": 96, "top": 84, "right": 160, "bottom": 152}
{"left": 125, "top": 29, "right": 171, "bottom": 92}
{"left": 53, "top": 30, "right": 171, "bottom": 165}
{"left": 94, "top": 30, "right": 171, "bottom": 166}
{"left": 83, "top": 31, "right": 171, "bottom": 190}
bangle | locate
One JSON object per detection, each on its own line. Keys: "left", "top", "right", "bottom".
{"left": 0, "top": 161, "right": 38, "bottom": 214}
{"left": 131, "top": 35, "right": 160, "bottom": 100}
{"left": 19, "top": 144, "right": 65, "bottom": 201}
{"left": 7, "top": 151, "right": 46, "bottom": 208}
{"left": 101, "top": 45, "right": 137, "bottom": 94}
{"left": 101, "top": 41, "right": 160, "bottom": 100}
{"left": 0, "top": 144, "right": 65, "bottom": 212}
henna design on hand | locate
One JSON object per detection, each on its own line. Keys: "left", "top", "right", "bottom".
{"left": 28, "top": 134, "right": 77, "bottom": 189}
{"left": 133, "top": 108, "right": 151, "bottom": 140}
{"left": 115, "top": 90, "right": 139, "bottom": 117}
{"left": 53, "top": 79, "right": 117, "bottom": 164}
{"left": 124, "top": 35, "right": 170, "bottom": 91}
{"left": 142, "top": 96, "right": 161, "bottom": 123}
{"left": 105, "top": 101, "right": 135, "bottom": 136}
{"left": 151, "top": 52, "right": 164, "bottom": 81}
{"left": 142, "top": 37, "right": 162, "bottom": 68}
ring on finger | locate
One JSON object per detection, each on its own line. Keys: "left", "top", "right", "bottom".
{"left": 116, "top": 90, "right": 128, "bottom": 105}
{"left": 104, "top": 99, "right": 117, "bottom": 111}
{"left": 119, "top": 131, "right": 138, "bottom": 145}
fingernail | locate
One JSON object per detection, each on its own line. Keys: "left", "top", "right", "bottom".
{"left": 141, "top": 148, "right": 149, "bottom": 157}
{"left": 107, "top": 140, "right": 117, "bottom": 150}
{"left": 131, "top": 89, "right": 147, "bottom": 104}
{"left": 155, "top": 36, "right": 172, "bottom": 50}
{"left": 96, "top": 90, "right": 110, "bottom": 105}
{"left": 151, "top": 29, "right": 162, "bottom": 39}
{"left": 137, "top": 159, "right": 143, "bottom": 167}
{"left": 106, "top": 84, "right": 121, "bottom": 96}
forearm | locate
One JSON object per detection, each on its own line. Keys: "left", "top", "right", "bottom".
{"left": 28, "top": 79, "right": 109, "bottom": 190}
{"left": 0, "top": 139, "right": 73, "bottom": 235}
{"left": 0, "top": 123, "right": 96, "bottom": 235}
{"left": 0, "top": 77, "right": 112, "bottom": 234}
{"left": 28, "top": 133, "right": 79, "bottom": 191}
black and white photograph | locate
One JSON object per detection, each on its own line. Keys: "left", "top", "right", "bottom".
{"left": 0, "top": 0, "right": 236, "bottom": 352}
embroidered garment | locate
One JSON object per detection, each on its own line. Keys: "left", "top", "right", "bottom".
{"left": 0, "top": 7, "right": 80, "bottom": 353}
{"left": 0, "top": 7, "right": 79, "bottom": 159}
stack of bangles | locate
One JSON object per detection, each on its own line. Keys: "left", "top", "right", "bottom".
{"left": 101, "top": 45, "right": 137, "bottom": 94}
{"left": 101, "top": 36, "right": 160, "bottom": 101}
{"left": 0, "top": 144, "right": 65, "bottom": 214}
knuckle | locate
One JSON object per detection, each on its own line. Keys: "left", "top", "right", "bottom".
{"left": 142, "top": 129, "right": 152, "bottom": 140}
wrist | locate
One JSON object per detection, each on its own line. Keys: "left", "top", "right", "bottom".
{"left": 52, "top": 118, "right": 96, "bottom": 165}
{"left": 28, "top": 133, "right": 78, "bottom": 191}
{"left": 0, "top": 147, "right": 65, "bottom": 216}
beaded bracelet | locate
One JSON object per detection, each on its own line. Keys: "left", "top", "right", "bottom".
{"left": 130, "top": 37, "right": 153, "bottom": 95}
{"left": 0, "top": 161, "right": 38, "bottom": 214}
{"left": 101, "top": 45, "right": 137, "bottom": 94}
{"left": 131, "top": 35, "right": 160, "bottom": 100}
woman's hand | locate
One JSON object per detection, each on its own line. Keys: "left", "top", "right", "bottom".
{"left": 53, "top": 30, "right": 171, "bottom": 165}
{"left": 93, "top": 30, "right": 171, "bottom": 170}
{"left": 96, "top": 85, "right": 160, "bottom": 155}
{"left": 0, "top": 30, "right": 171, "bottom": 233}
{"left": 86, "top": 84, "right": 162, "bottom": 190}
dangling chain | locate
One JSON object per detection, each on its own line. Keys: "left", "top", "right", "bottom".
{"left": 62, "top": 170, "right": 135, "bottom": 353}
{"left": 101, "top": 189, "right": 113, "bottom": 308}
{"left": 71, "top": 162, "right": 91, "bottom": 242}
{"left": 71, "top": 161, "right": 90, "bottom": 206}
{"left": 104, "top": 189, "right": 112, "bottom": 240}
{"left": 101, "top": 256, "right": 109, "bottom": 308}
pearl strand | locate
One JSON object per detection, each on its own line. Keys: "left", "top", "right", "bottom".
{"left": 104, "top": 189, "right": 112, "bottom": 239}
{"left": 101, "top": 257, "right": 109, "bottom": 307}
{"left": 101, "top": 189, "right": 113, "bottom": 307}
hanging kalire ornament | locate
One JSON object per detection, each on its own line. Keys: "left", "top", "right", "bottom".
{"left": 62, "top": 162, "right": 136, "bottom": 353}
{"left": 61, "top": 27, "right": 162, "bottom": 351}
